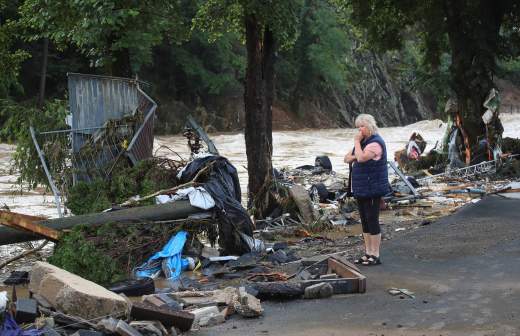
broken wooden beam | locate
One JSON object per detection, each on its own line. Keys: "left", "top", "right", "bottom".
{"left": 0, "top": 200, "right": 205, "bottom": 245}
{"left": 0, "top": 211, "right": 59, "bottom": 241}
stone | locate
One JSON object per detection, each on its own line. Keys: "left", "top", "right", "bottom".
{"left": 234, "top": 287, "right": 263, "bottom": 317}
{"left": 96, "top": 317, "right": 119, "bottom": 333}
{"left": 115, "top": 319, "right": 143, "bottom": 336}
{"left": 289, "top": 185, "right": 317, "bottom": 225}
{"left": 201, "top": 309, "right": 226, "bottom": 327}
{"left": 29, "top": 262, "right": 128, "bottom": 320}
{"left": 303, "top": 282, "right": 334, "bottom": 299}
{"left": 190, "top": 306, "right": 220, "bottom": 329}
{"left": 129, "top": 321, "right": 169, "bottom": 336}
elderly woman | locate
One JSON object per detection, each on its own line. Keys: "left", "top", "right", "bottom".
{"left": 344, "top": 114, "right": 390, "bottom": 266}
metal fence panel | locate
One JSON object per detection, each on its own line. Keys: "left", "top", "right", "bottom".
{"left": 68, "top": 73, "right": 139, "bottom": 132}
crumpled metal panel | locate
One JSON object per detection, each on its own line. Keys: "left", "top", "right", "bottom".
{"left": 67, "top": 73, "right": 139, "bottom": 132}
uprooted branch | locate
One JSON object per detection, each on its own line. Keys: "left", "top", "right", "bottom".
{"left": 119, "top": 161, "right": 215, "bottom": 207}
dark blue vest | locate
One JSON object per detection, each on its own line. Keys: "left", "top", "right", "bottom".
{"left": 351, "top": 134, "right": 390, "bottom": 198}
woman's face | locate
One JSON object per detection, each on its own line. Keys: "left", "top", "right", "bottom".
{"left": 357, "top": 123, "right": 371, "bottom": 138}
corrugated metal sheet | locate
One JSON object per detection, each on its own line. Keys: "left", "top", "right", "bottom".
{"left": 67, "top": 73, "right": 139, "bottom": 132}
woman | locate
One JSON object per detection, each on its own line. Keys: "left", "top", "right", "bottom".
{"left": 344, "top": 114, "right": 390, "bottom": 266}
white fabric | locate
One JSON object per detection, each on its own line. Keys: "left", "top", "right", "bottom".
{"left": 155, "top": 186, "right": 215, "bottom": 210}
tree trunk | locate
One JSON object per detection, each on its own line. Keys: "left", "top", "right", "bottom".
{"left": 37, "top": 38, "right": 49, "bottom": 109}
{"left": 444, "top": 1, "right": 505, "bottom": 163}
{"left": 244, "top": 15, "right": 275, "bottom": 217}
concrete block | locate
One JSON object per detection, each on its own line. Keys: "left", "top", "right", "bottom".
{"left": 304, "top": 282, "right": 334, "bottom": 299}
{"left": 30, "top": 262, "right": 128, "bottom": 320}
{"left": 15, "top": 298, "right": 37, "bottom": 323}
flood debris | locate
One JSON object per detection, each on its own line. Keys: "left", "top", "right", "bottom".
{"left": 1, "top": 76, "right": 520, "bottom": 335}
{"left": 388, "top": 288, "right": 415, "bottom": 299}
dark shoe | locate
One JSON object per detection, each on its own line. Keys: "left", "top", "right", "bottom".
{"left": 361, "top": 255, "right": 381, "bottom": 266}
{"left": 354, "top": 254, "right": 370, "bottom": 264}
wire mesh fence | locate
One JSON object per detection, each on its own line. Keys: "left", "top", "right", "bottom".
{"left": 31, "top": 80, "right": 156, "bottom": 217}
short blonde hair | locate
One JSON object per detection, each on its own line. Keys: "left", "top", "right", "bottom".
{"left": 355, "top": 114, "right": 378, "bottom": 135}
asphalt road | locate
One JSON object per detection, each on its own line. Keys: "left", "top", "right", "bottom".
{"left": 193, "top": 195, "right": 520, "bottom": 336}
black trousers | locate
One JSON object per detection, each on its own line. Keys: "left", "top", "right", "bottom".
{"left": 357, "top": 197, "right": 381, "bottom": 235}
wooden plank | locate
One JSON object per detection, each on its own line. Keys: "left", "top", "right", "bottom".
{"left": 328, "top": 257, "right": 366, "bottom": 293}
{"left": 0, "top": 210, "right": 59, "bottom": 240}
{"left": 130, "top": 301, "right": 194, "bottom": 331}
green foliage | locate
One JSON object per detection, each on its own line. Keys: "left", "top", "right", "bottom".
{"left": 278, "top": 1, "right": 351, "bottom": 101}
{"left": 5, "top": 99, "right": 69, "bottom": 189}
{"left": 49, "top": 220, "right": 200, "bottom": 285}
{"left": 48, "top": 226, "right": 125, "bottom": 285}
{"left": 497, "top": 57, "right": 520, "bottom": 86}
{"left": 0, "top": 3, "right": 30, "bottom": 98}
{"left": 194, "top": 0, "right": 303, "bottom": 49}
{"left": 65, "top": 179, "right": 111, "bottom": 215}
{"left": 19, "top": 0, "right": 188, "bottom": 73}
{"left": 66, "top": 158, "right": 179, "bottom": 215}
{"left": 170, "top": 31, "right": 245, "bottom": 96}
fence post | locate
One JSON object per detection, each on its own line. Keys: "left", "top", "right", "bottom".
{"left": 30, "top": 126, "right": 63, "bottom": 218}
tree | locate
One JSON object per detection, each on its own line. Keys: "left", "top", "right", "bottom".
{"left": 18, "top": 0, "right": 189, "bottom": 76}
{"left": 0, "top": 0, "right": 29, "bottom": 98}
{"left": 344, "top": 0, "right": 520, "bottom": 163}
{"left": 195, "top": 0, "right": 302, "bottom": 216}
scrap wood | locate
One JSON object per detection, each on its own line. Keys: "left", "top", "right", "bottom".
{"left": 247, "top": 272, "right": 288, "bottom": 282}
{"left": 0, "top": 210, "right": 58, "bottom": 240}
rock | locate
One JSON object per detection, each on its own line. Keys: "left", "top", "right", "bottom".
{"left": 211, "top": 287, "right": 238, "bottom": 313}
{"left": 289, "top": 185, "right": 317, "bottom": 225}
{"left": 115, "top": 319, "right": 143, "bottom": 336}
{"left": 29, "top": 262, "right": 128, "bottom": 320}
{"left": 234, "top": 287, "right": 263, "bottom": 317}
{"left": 129, "top": 321, "right": 169, "bottom": 336}
{"left": 201, "top": 309, "right": 226, "bottom": 327}
{"left": 96, "top": 317, "right": 119, "bottom": 333}
{"left": 190, "top": 306, "right": 220, "bottom": 329}
{"left": 303, "top": 282, "right": 334, "bottom": 299}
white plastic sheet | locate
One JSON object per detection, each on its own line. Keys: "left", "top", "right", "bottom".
{"left": 155, "top": 186, "right": 215, "bottom": 210}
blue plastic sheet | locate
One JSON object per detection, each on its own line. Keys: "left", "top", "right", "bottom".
{"left": 134, "top": 230, "right": 188, "bottom": 280}
{"left": 0, "top": 312, "right": 42, "bottom": 336}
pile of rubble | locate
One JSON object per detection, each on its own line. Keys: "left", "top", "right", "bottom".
{"left": 0, "top": 252, "right": 364, "bottom": 335}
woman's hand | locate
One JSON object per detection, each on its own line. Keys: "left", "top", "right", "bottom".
{"left": 344, "top": 152, "right": 356, "bottom": 163}
{"left": 354, "top": 130, "right": 363, "bottom": 142}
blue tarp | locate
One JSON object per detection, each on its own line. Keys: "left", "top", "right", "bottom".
{"left": 0, "top": 312, "right": 42, "bottom": 336}
{"left": 134, "top": 230, "right": 188, "bottom": 280}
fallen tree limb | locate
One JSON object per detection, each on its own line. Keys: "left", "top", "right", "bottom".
{"left": 120, "top": 161, "right": 214, "bottom": 207}
{"left": 0, "top": 200, "right": 203, "bottom": 245}
{"left": 0, "top": 240, "right": 49, "bottom": 269}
